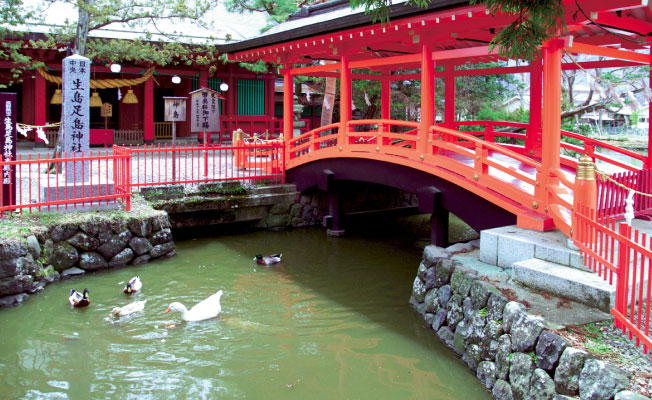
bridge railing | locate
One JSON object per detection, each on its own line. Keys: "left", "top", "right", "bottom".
{"left": 430, "top": 125, "right": 541, "bottom": 211}
{"left": 287, "top": 123, "right": 339, "bottom": 162}
{"left": 452, "top": 121, "right": 528, "bottom": 153}
{"left": 347, "top": 119, "right": 420, "bottom": 158}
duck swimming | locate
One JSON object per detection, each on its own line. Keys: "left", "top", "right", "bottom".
{"left": 123, "top": 276, "right": 142, "bottom": 294}
{"left": 166, "top": 290, "right": 223, "bottom": 322}
{"left": 69, "top": 288, "right": 90, "bottom": 308}
{"left": 253, "top": 253, "right": 282, "bottom": 265}
{"left": 110, "top": 300, "right": 147, "bottom": 317}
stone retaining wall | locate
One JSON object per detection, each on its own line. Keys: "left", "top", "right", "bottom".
{"left": 410, "top": 245, "right": 646, "bottom": 400}
{"left": 0, "top": 209, "right": 175, "bottom": 307}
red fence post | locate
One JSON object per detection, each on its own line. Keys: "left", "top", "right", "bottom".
{"left": 572, "top": 155, "right": 597, "bottom": 241}
{"left": 615, "top": 223, "right": 631, "bottom": 331}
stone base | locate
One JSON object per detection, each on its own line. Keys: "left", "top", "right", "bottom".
{"left": 39, "top": 177, "right": 117, "bottom": 212}
{"left": 327, "top": 229, "right": 345, "bottom": 237}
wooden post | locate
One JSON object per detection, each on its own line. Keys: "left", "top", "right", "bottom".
{"left": 282, "top": 68, "right": 293, "bottom": 139}
{"left": 381, "top": 76, "right": 391, "bottom": 120}
{"left": 420, "top": 44, "right": 434, "bottom": 157}
{"left": 529, "top": 56, "right": 543, "bottom": 157}
{"left": 340, "top": 55, "right": 351, "bottom": 150}
{"left": 444, "top": 63, "right": 455, "bottom": 128}
{"left": 648, "top": 47, "right": 652, "bottom": 168}
{"left": 35, "top": 73, "right": 46, "bottom": 144}
{"left": 144, "top": 78, "right": 154, "bottom": 143}
{"left": 541, "top": 39, "right": 563, "bottom": 200}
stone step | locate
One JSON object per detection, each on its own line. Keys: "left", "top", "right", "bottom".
{"left": 513, "top": 258, "right": 615, "bottom": 312}
{"left": 479, "top": 225, "right": 586, "bottom": 271}
{"left": 513, "top": 258, "right": 650, "bottom": 313}
{"left": 249, "top": 184, "right": 297, "bottom": 195}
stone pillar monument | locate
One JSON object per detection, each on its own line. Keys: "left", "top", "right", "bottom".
{"left": 293, "top": 95, "right": 305, "bottom": 137}
{"left": 62, "top": 54, "right": 90, "bottom": 182}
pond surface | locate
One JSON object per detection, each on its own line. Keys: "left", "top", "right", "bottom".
{"left": 0, "top": 228, "right": 490, "bottom": 400}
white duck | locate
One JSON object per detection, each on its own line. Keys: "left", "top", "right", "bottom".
{"left": 110, "top": 300, "right": 147, "bottom": 317}
{"left": 123, "top": 276, "right": 142, "bottom": 294}
{"left": 166, "top": 290, "right": 223, "bottom": 322}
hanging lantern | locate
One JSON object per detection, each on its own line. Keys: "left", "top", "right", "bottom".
{"left": 90, "top": 91, "right": 103, "bottom": 107}
{"left": 123, "top": 88, "right": 138, "bottom": 104}
{"left": 50, "top": 88, "right": 62, "bottom": 105}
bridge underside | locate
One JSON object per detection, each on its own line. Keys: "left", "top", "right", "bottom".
{"left": 287, "top": 158, "right": 516, "bottom": 245}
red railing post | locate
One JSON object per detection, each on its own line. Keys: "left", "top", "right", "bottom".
{"left": 615, "top": 223, "right": 631, "bottom": 331}
{"left": 572, "top": 155, "right": 597, "bottom": 240}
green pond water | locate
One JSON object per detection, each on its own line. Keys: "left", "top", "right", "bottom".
{"left": 0, "top": 228, "right": 490, "bottom": 400}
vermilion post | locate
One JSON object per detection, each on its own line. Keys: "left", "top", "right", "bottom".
{"left": 381, "top": 75, "right": 390, "bottom": 120}
{"left": 282, "top": 68, "right": 293, "bottom": 139}
{"left": 420, "top": 44, "right": 434, "bottom": 157}
{"left": 572, "top": 155, "right": 597, "bottom": 241}
{"left": 144, "top": 78, "right": 154, "bottom": 143}
{"left": 541, "top": 39, "right": 563, "bottom": 201}
{"left": 444, "top": 62, "right": 455, "bottom": 128}
{"left": 340, "top": 55, "right": 352, "bottom": 150}
{"left": 648, "top": 47, "right": 652, "bottom": 169}
{"left": 529, "top": 56, "right": 543, "bottom": 157}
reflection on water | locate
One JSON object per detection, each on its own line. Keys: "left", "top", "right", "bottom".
{"left": 0, "top": 228, "right": 490, "bottom": 399}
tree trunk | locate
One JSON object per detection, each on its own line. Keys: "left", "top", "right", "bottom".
{"left": 320, "top": 62, "right": 337, "bottom": 129}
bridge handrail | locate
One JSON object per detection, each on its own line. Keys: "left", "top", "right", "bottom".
{"left": 348, "top": 119, "right": 420, "bottom": 129}
{"left": 559, "top": 129, "right": 645, "bottom": 171}
{"left": 431, "top": 125, "right": 541, "bottom": 170}
{"left": 288, "top": 123, "right": 339, "bottom": 148}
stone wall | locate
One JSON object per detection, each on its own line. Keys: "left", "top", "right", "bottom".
{"left": 410, "top": 245, "right": 644, "bottom": 400}
{"left": 0, "top": 208, "right": 174, "bottom": 307}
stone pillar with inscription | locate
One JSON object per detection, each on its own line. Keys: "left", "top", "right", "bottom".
{"left": 62, "top": 54, "right": 90, "bottom": 183}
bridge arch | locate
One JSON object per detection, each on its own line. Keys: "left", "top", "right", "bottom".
{"left": 287, "top": 157, "right": 516, "bottom": 245}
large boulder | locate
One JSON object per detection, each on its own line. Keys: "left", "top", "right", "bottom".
{"left": 109, "top": 248, "right": 134, "bottom": 267}
{"left": 0, "top": 293, "right": 29, "bottom": 307}
{"left": 503, "top": 301, "right": 525, "bottom": 333}
{"left": 26, "top": 235, "right": 41, "bottom": 260}
{"left": 0, "top": 275, "right": 34, "bottom": 296}
{"left": 431, "top": 308, "right": 448, "bottom": 331}
{"left": 477, "top": 361, "right": 498, "bottom": 390}
{"left": 536, "top": 330, "right": 568, "bottom": 372}
{"left": 462, "top": 344, "right": 482, "bottom": 373}
{"left": 434, "top": 259, "right": 455, "bottom": 287}
{"left": 150, "top": 242, "right": 175, "bottom": 258}
{"left": 0, "top": 239, "right": 28, "bottom": 260}
{"left": 446, "top": 294, "right": 464, "bottom": 330}
{"left": 96, "top": 231, "right": 132, "bottom": 259}
{"left": 509, "top": 352, "right": 535, "bottom": 400}
{"left": 78, "top": 252, "right": 108, "bottom": 271}
{"left": 614, "top": 391, "right": 651, "bottom": 400}
{"left": 493, "top": 379, "right": 514, "bottom": 400}
{"left": 487, "top": 293, "right": 508, "bottom": 322}
{"left": 129, "top": 218, "right": 152, "bottom": 237}
{"left": 424, "top": 288, "right": 438, "bottom": 313}
{"left": 129, "top": 237, "right": 153, "bottom": 256}
{"left": 0, "top": 256, "right": 34, "bottom": 278}
{"left": 437, "top": 285, "right": 453, "bottom": 308}
{"left": 424, "top": 265, "right": 437, "bottom": 290}
{"left": 469, "top": 280, "right": 492, "bottom": 309}
{"left": 131, "top": 254, "right": 151, "bottom": 265}
{"left": 510, "top": 311, "right": 545, "bottom": 353}
{"left": 527, "top": 368, "right": 556, "bottom": 400}
{"left": 423, "top": 245, "right": 451, "bottom": 265}
{"left": 480, "top": 320, "right": 504, "bottom": 361}
{"left": 450, "top": 267, "right": 475, "bottom": 297}
{"left": 149, "top": 228, "right": 173, "bottom": 245}
{"left": 51, "top": 242, "right": 79, "bottom": 272}
{"left": 579, "top": 359, "right": 629, "bottom": 400}
{"left": 495, "top": 334, "right": 512, "bottom": 380}
{"left": 67, "top": 232, "right": 100, "bottom": 251}
{"left": 412, "top": 277, "right": 427, "bottom": 302}
{"left": 61, "top": 267, "right": 85, "bottom": 279}
{"left": 554, "top": 347, "right": 590, "bottom": 396}
{"left": 49, "top": 224, "right": 77, "bottom": 242}
{"left": 437, "top": 326, "right": 455, "bottom": 350}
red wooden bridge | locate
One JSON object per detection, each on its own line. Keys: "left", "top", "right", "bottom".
{"left": 223, "top": 0, "right": 652, "bottom": 354}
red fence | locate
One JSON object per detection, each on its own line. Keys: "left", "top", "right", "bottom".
{"left": 598, "top": 168, "right": 652, "bottom": 218}
{"left": 123, "top": 142, "right": 284, "bottom": 188}
{"left": 0, "top": 143, "right": 285, "bottom": 216}
{"left": 0, "top": 151, "right": 131, "bottom": 216}
{"left": 575, "top": 205, "right": 652, "bottom": 354}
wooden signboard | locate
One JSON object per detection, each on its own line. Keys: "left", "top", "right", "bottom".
{"left": 163, "top": 97, "right": 187, "bottom": 122}
{"left": 101, "top": 102, "right": 112, "bottom": 117}
{"left": 1, "top": 93, "right": 16, "bottom": 207}
{"left": 190, "top": 88, "right": 221, "bottom": 133}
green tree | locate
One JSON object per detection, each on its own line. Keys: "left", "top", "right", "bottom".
{"left": 349, "top": 0, "right": 565, "bottom": 60}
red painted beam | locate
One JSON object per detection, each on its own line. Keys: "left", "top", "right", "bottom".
{"left": 566, "top": 42, "right": 649, "bottom": 63}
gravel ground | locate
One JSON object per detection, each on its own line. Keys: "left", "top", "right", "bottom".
{"left": 9, "top": 149, "right": 281, "bottom": 210}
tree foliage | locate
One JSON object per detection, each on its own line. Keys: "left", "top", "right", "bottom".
{"left": 351, "top": 0, "right": 565, "bottom": 60}
{"left": 0, "top": 0, "right": 226, "bottom": 86}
